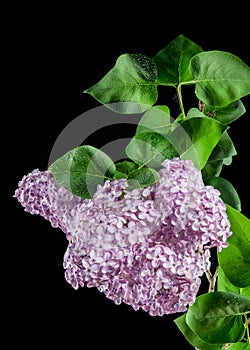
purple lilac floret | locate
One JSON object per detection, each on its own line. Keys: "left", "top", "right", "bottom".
{"left": 14, "top": 158, "right": 232, "bottom": 316}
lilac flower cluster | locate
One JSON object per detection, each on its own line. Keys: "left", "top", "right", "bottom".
{"left": 14, "top": 158, "right": 232, "bottom": 316}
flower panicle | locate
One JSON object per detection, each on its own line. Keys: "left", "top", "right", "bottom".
{"left": 14, "top": 158, "right": 232, "bottom": 316}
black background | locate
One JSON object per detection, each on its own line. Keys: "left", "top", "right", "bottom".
{"left": 4, "top": 26, "right": 250, "bottom": 348}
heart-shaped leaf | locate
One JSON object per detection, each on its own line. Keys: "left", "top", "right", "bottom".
{"left": 84, "top": 53, "right": 158, "bottom": 113}
{"left": 125, "top": 131, "right": 179, "bottom": 170}
{"left": 186, "top": 292, "right": 250, "bottom": 344}
{"left": 153, "top": 34, "right": 203, "bottom": 85}
{"left": 49, "top": 145, "right": 116, "bottom": 198}
{"left": 174, "top": 314, "right": 223, "bottom": 350}
{"left": 135, "top": 105, "right": 171, "bottom": 135}
{"left": 190, "top": 51, "right": 250, "bottom": 107}
{"left": 174, "top": 109, "right": 226, "bottom": 169}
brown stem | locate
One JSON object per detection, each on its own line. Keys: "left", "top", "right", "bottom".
{"left": 205, "top": 266, "right": 219, "bottom": 293}
{"left": 198, "top": 100, "right": 205, "bottom": 113}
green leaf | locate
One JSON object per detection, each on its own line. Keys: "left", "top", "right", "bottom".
{"left": 113, "top": 160, "right": 160, "bottom": 188}
{"left": 127, "top": 167, "right": 160, "bottom": 188}
{"left": 228, "top": 343, "right": 250, "bottom": 349}
{"left": 205, "top": 100, "right": 246, "bottom": 125}
{"left": 223, "top": 157, "right": 233, "bottom": 166}
{"left": 209, "top": 131, "right": 237, "bottom": 162}
{"left": 218, "top": 205, "right": 250, "bottom": 288}
{"left": 205, "top": 177, "right": 241, "bottom": 211}
{"left": 174, "top": 314, "right": 223, "bottom": 350}
{"left": 217, "top": 267, "right": 250, "bottom": 299}
{"left": 243, "top": 287, "right": 250, "bottom": 299}
{"left": 125, "top": 131, "right": 179, "bottom": 170}
{"left": 190, "top": 51, "right": 250, "bottom": 107}
{"left": 186, "top": 292, "right": 250, "bottom": 344}
{"left": 187, "top": 107, "right": 207, "bottom": 119}
{"left": 113, "top": 160, "right": 138, "bottom": 179}
{"left": 202, "top": 131, "right": 236, "bottom": 181}
{"left": 84, "top": 53, "right": 158, "bottom": 113}
{"left": 153, "top": 34, "right": 203, "bottom": 85}
{"left": 136, "top": 105, "right": 171, "bottom": 135}
{"left": 175, "top": 110, "right": 226, "bottom": 169}
{"left": 202, "top": 159, "right": 224, "bottom": 181}
{"left": 48, "top": 145, "right": 116, "bottom": 199}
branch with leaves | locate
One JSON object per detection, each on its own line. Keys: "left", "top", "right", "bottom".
{"left": 14, "top": 34, "right": 250, "bottom": 349}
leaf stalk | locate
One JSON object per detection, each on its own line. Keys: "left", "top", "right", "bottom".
{"left": 177, "top": 84, "right": 186, "bottom": 117}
